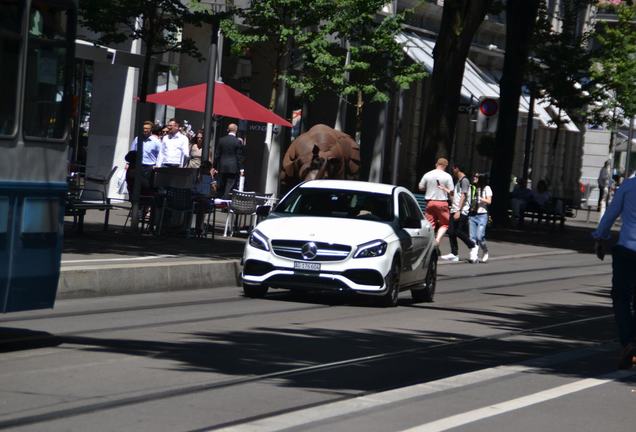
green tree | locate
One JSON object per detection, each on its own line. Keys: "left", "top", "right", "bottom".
{"left": 78, "top": 0, "right": 215, "bottom": 230}
{"left": 489, "top": 0, "right": 540, "bottom": 226}
{"left": 221, "top": 0, "right": 333, "bottom": 194}
{"left": 529, "top": 1, "right": 596, "bottom": 146}
{"left": 417, "top": 0, "right": 494, "bottom": 172}
{"left": 289, "top": 1, "right": 425, "bottom": 143}
{"left": 222, "top": 0, "right": 424, "bottom": 192}
{"left": 589, "top": 3, "right": 636, "bottom": 126}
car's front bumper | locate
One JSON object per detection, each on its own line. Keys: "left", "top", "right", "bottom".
{"left": 241, "top": 245, "right": 393, "bottom": 294}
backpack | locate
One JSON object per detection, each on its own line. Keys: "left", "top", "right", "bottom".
{"left": 469, "top": 185, "right": 480, "bottom": 215}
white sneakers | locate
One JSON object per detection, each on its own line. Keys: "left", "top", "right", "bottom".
{"left": 440, "top": 253, "right": 459, "bottom": 262}
{"left": 441, "top": 249, "right": 489, "bottom": 263}
{"left": 469, "top": 246, "right": 479, "bottom": 263}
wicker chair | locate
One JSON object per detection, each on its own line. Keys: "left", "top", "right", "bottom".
{"left": 224, "top": 190, "right": 257, "bottom": 237}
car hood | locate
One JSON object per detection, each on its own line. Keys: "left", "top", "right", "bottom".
{"left": 256, "top": 216, "right": 395, "bottom": 245}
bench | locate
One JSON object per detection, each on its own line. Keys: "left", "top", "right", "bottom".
{"left": 413, "top": 193, "right": 427, "bottom": 214}
{"left": 511, "top": 197, "right": 577, "bottom": 229}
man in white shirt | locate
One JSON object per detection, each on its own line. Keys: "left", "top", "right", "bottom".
{"left": 418, "top": 158, "right": 454, "bottom": 245}
{"left": 156, "top": 118, "right": 190, "bottom": 168}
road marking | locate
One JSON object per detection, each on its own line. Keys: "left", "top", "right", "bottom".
{"left": 61, "top": 254, "right": 176, "bottom": 264}
{"left": 212, "top": 348, "right": 613, "bottom": 432}
{"left": 399, "top": 369, "right": 636, "bottom": 432}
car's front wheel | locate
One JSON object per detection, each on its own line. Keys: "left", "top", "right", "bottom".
{"left": 411, "top": 251, "right": 437, "bottom": 303}
{"left": 379, "top": 258, "right": 400, "bottom": 307}
{"left": 243, "top": 283, "right": 268, "bottom": 298}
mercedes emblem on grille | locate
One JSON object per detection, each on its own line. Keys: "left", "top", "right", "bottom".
{"left": 301, "top": 242, "right": 318, "bottom": 260}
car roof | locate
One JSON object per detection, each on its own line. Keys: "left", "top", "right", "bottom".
{"left": 299, "top": 179, "right": 398, "bottom": 195}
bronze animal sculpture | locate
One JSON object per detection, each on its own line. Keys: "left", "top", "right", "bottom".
{"left": 280, "top": 124, "right": 361, "bottom": 191}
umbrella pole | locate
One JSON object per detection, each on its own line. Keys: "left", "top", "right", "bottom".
{"left": 203, "top": 19, "right": 220, "bottom": 163}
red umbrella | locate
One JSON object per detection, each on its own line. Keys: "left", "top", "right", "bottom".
{"left": 146, "top": 82, "right": 292, "bottom": 127}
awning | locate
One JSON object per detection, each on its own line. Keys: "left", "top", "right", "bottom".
{"left": 396, "top": 31, "right": 579, "bottom": 132}
{"left": 615, "top": 138, "right": 636, "bottom": 152}
{"left": 146, "top": 82, "right": 292, "bottom": 127}
{"left": 396, "top": 32, "right": 498, "bottom": 101}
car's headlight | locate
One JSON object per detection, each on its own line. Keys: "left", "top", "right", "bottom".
{"left": 248, "top": 229, "right": 270, "bottom": 251}
{"left": 354, "top": 240, "right": 387, "bottom": 258}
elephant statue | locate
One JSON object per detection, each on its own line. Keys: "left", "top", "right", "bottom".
{"left": 280, "top": 124, "right": 361, "bottom": 192}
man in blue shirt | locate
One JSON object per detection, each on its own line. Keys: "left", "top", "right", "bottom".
{"left": 592, "top": 176, "right": 636, "bottom": 369}
{"left": 130, "top": 121, "right": 161, "bottom": 185}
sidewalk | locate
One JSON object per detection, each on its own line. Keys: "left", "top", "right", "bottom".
{"left": 59, "top": 204, "right": 605, "bottom": 300}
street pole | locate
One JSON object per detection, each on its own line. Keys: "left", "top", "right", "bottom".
{"left": 522, "top": 82, "right": 535, "bottom": 182}
{"left": 202, "top": 18, "right": 219, "bottom": 164}
{"left": 626, "top": 115, "right": 635, "bottom": 178}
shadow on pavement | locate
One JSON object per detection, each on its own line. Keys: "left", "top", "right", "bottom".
{"left": 56, "top": 286, "right": 621, "bottom": 399}
{"left": 63, "top": 222, "right": 246, "bottom": 259}
{"left": 0, "top": 328, "right": 62, "bottom": 352}
{"left": 487, "top": 223, "right": 616, "bottom": 254}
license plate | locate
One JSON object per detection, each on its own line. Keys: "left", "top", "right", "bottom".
{"left": 294, "top": 261, "right": 321, "bottom": 272}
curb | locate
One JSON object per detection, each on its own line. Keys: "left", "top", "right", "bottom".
{"left": 58, "top": 260, "right": 243, "bottom": 299}
{"left": 56, "top": 248, "right": 580, "bottom": 300}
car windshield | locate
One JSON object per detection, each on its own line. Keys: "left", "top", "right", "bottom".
{"left": 275, "top": 187, "right": 393, "bottom": 222}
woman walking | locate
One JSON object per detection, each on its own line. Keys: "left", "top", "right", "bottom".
{"left": 469, "top": 173, "right": 493, "bottom": 263}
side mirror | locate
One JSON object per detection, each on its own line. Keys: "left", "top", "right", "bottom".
{"left": 256, "top": 205, "right": 271, "bottom": 218}
{"left": 402, "top": 216, "right": 422, "bottom": 229}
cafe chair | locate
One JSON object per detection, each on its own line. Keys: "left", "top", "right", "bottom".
{"left": 157, "top": 187, "right": 194, "bottom": 237}
{"left": 224, "top": 190, "right": 257, "bottom": 237}
{"left": 85, "top": 165, "right": 118, "bottom": 200}
{"left": 123, "top": 194, "right": 156, "bottom": 233}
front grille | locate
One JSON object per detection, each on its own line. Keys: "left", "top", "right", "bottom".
{"left": 266, "top": 274, "right": 351, "bottom": 291}
{"left": 271, "top": 240, "right": 351, "bottom": 262}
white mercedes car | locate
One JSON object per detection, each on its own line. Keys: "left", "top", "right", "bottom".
{"left": 241, "top": 180, "right": 438, "bottom": 306}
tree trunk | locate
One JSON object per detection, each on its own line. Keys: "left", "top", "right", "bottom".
{"left": 355, "top": 90, "right": 363, "bottom": 145}
{"left": 489, "top": 0, "right": 540, "bottom": 227}
{"left": 131, "top": 16, "right": 154, "bottom": 232}
{"left": 418, "top": 0, "right": 492, "bottom": 171}
{"left": 263, "top": 44, "right": 290, "bottom": 197}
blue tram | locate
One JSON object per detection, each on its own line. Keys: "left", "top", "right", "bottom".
{"left": 0, "top": 0, "right": 76, "bottom": 312}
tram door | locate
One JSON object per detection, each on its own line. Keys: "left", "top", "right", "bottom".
{"left": 0, "top": 0, "right": 76, "bottom": 312}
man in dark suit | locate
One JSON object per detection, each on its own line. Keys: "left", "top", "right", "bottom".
{"left": 213, "top": 123, "right": 245, "bottom": 199}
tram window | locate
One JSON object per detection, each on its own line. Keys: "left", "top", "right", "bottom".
{"left": 23, "top": 2, "right": 71, "bottom": 140}
{"left": 0, "top": 1, "right": 22, "bottom": 136}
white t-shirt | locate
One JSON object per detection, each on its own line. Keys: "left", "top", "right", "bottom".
{"left": 476, "top": 185, "right": 493, "bottom": 214}
{"left": 418, "top": 169, "right": 454, "bottom": 201}
{"left": 451, "top": 176, "right": 471, "bottom": 215}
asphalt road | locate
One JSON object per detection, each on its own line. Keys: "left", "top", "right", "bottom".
{"left": 1, "top": 250, "right": 635, "bottom": 432}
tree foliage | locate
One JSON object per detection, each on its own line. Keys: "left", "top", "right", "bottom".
{"left": 221, "top": 0, "right": 334, "bottom": 109}
{"left": 589, "top": 2, "right": 636, "bottom": 126}
{"left": 79, "top": 0, "right": 213, "bottom": 62}
{"left": 222, "top": 0, "right": 425, "bottom": 112}
{"left": 528, "top": 0, "right": 598, "bottom": 129}
{"left": 298, "top": 1, "right": 426, "bottom": 104}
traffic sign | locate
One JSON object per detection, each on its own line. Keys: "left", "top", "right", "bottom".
{"left": 476, "top": 97, "right": 499, "bottom": 133}
{"left": 479, "top": 98, "right": 499, "bottom": 116}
